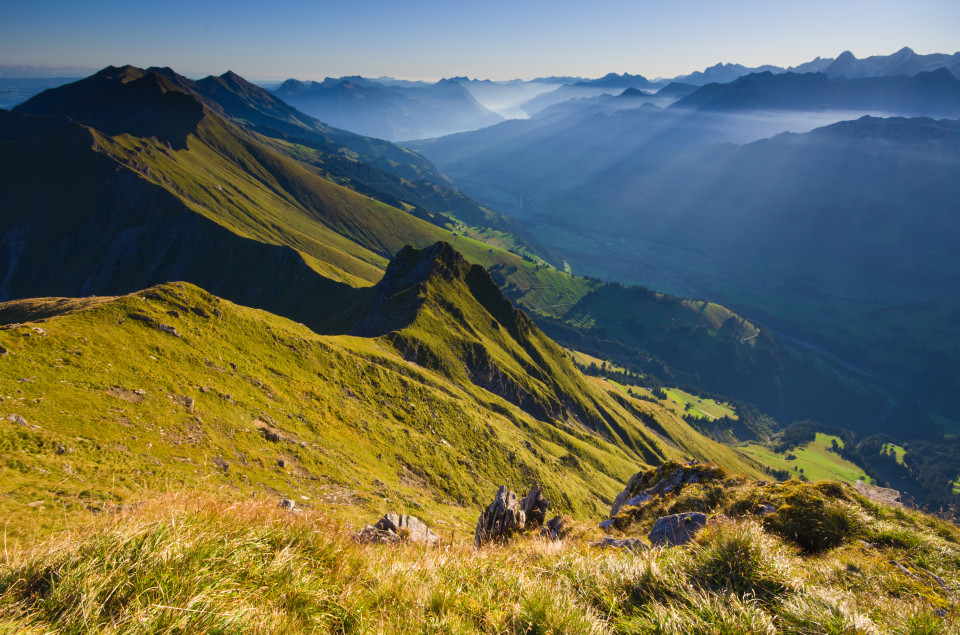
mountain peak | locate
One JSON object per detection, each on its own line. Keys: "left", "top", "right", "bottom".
{"left": 351, "top": 242, "right": 470, "bottom": 336}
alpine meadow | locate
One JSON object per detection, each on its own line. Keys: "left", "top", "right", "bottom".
{"left": 2, "top": 2, "right": 960, "bottom": 631}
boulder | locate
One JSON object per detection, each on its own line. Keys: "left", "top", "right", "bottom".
{"left": 648, "top": 512, "right": 708, "bottom": 547}
{"left": 354, "top": 513, "right": 438, "bottom": 545}
{"left": 607, "top": 461, "right": 722, "bottom": 520}
{"left": 6, "top": 413, "right": 28, "bottom": 426}
{"left": 375, "top": 513, "right": 439, "bottom": 544}
{"left": 354, "top": 525, "right": 402, "bottom": 544}
{"left": 278, "top": 499, "right": 302, "bottom": 514}
{"left": 519, "top": 484, "right": 550, "bottom": 527}
{"left": 542, "top": 514, "right": 569, "bottom": 540}
{"left": 475, "top": 485, "right": 526, "bottom": 546}
{"left": 854, "top": 480, "right": 902, "bottom": 507}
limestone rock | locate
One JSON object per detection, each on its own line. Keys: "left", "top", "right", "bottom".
{"left": 542, "top": 514, "right": 569, "bottom": 540}
{"left": 375, "top": 513, "right": 439, "bottom": 544}
{"left": 475, "top": 485, "right": 526, "bottom": 546}
{"left": 519, "top": 484, "right": 549, "bottom": 527}
{"left": 854, "top": 480, "right": 902, "bottom": 506}
{"left": 278, "top": 499, "right": 301, "bottom": 514}
{"left": 158, "top": 324, "right": 180, "bottom": 337}
{"left": 6, "top": 413, "right": 28, "bottom": 426}
{"left": 354, "top": 525, "right": 403, "bottom": 544}
{"left": 648, "top": 512, "right": 708, "bottom": 547}
{"left": 607, "top": 461, "right": 722, "bottom": 522}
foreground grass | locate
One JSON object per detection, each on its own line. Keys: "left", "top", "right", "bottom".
{"left": 1, "top": 491, "right": 957, "bottom": 634}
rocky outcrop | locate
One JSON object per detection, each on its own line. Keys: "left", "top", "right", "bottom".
{"left": 854, "top": 480, "right": 902, "bottom": 507}
{"left": 355, "top": 513, "right": 439, "bottom": 545}
{"left": 542, "top": 514, "right": 569, "bottom": 541}
{"left": 607, "top": 461, "right": 723, "bottom": 520}
{"left": 647, "top": 512, "right": 708, "bottom": 547}
{"left": 475, "top": 484, "right": 550, "bottom": 546}
{"left": 475, "top": 486, "right": 525, "bottom": 546}
{"left": 519, "top": 484, "right": 550, "bottom": 528}
{"left": 375, "top": 513, "right": 439, "bottom": 544}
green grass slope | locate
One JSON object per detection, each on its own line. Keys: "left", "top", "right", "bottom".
{"left": 0, "top": 271, "right": 760, "bottom": 543}
{"left": 3, "top": 65, "right": 807, "bottom": 432}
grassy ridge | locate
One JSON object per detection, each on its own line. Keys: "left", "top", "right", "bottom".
{"left": 0, "top": 276, "right": 760, "bottom": 542}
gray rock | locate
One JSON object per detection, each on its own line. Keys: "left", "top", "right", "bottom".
{"left": 475, "top": 485, "right": 526, "bottom": 546}
{"left": 608, "top": 461, "right": 720, "bottom": 518}
{"left": 158, "top": 324, "right": 180, "bottom": 337}
{"left": 6, "top": 413, "right": 28, "bottom": 426}
{"left": 542, "top": 514, "right": 568, "bottom": 540}
{"left": 191, "top": 307, "right": 210, "bottom": 318}
{"left": 259, "top": 427, "right": 283, "bottom": 443}
{"left": 648, "top": 512, "right": 708, "bottom": 547}
{"left": 128, "top": 312, "right": 157, "bottom": 324}
{"left": 591, "top": 537, "right": 646, "bottom": 552}
{"left": 599, "top": 518, "right": 616, "bottom": 530}
{"left": 0, "top": 345, "right": 8, "bottom": 356}
{"left": 278, "top": 499, "right": 298, "bottom": 511}
{"left": 354, "top": 525, "right": 402, "bottom": 544}
{"left": 854, "top": 480, "right": 902, "bottom": 506}
{"left": 375, "top": 513, "right": 439, "bottom": 544}
{"left": 754, "top": 503, "right": 777, "bottom": 516}
{"left": 518, "top": 484, "right": 549, "bottom": 528}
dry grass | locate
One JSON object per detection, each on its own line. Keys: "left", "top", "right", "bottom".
{"left": 1, "top": 490, "right": 958, "bottom": 634}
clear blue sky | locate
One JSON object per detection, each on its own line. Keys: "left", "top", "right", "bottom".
{"left": 2, "top": 0, "right": 958, "bottom": 81}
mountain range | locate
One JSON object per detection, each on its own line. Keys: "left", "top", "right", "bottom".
{"left": 273, "top": 77, "right": 503, "bottom": 141}
{"left": 3, "top": 58, "right": 960, "bottom": 522}
{"left": 409, "top": 71, "right": 960, "bottom": 448}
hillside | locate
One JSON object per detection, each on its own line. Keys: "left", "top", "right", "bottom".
{"left": 0, "top": 245, "right": 761, "bottom": 541}
{"left": 411, "top": 98, "right": 960, "bottom": 437}
{"left": 2, "top": 65, "right": 832, "bottom": 446}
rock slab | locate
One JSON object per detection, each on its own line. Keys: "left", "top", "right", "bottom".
{"left": 475, "top": 485, "right": 524, "bottom": 546}
{"left": 375, "top": 513, "right": 439, "bottom": 544}
{"left": 648, "top": 512, "right": 708, "bottom": 547}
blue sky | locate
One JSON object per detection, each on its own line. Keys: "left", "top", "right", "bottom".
{"left": 2, "top": 0, "right": 958, "bottom": 81}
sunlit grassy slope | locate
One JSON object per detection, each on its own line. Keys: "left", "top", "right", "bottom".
{"left": 739, "top": 433, "right": 870, "bottom": 484}
{"left": 2, "top": 67, "right": 786, "bottom": 435}
{"left": 0, "top": 247, "right": 762, "bottom": 542}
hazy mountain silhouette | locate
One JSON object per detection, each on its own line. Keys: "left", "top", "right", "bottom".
{"left": 273, "top": 77, "right": 502, "bottom": 140}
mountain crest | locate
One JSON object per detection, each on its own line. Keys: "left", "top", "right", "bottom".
{"left": 351, "top": 242, "right": 486, "bottom": 336}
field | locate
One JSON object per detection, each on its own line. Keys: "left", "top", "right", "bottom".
{"left": 738, "top": 433, "right": 870, "bottom": 484}
{"left": 662, "top": 387, "right": 736, "bottom": 421}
